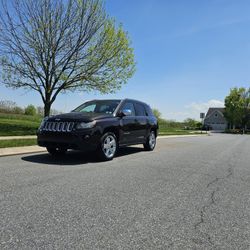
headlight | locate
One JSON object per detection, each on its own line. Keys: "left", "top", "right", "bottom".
{"left": 39, "top": 116, "right": 49, "bottom": 130}
{"left": 76, "top": 121, "right": 96, "bottom": 129}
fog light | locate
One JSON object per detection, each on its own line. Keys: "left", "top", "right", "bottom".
{"left": 84, "top": 135, "right": 90, "bottom": 140}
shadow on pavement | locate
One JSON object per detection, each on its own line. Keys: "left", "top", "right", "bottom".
{"left": 21, "top": 146, "right": 144, "bottom": 165}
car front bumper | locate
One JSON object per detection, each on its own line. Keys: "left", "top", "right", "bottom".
{"left": 37, "top": 129, "right": 102, "bottom": 151}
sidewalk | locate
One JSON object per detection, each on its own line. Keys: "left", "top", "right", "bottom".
{"left": 0, "top": 134, "right": 209, "bottom": 157}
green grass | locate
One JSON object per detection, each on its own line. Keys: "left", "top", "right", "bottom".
{"left": 0, "top": 139, "right": 37, "bottom": 148}
{"left": 0, "top": 113, "right": 41, "bottom": 136}
{"left": 158, "top": 125, "right": 206, "bottom": 136}
{"left": 0, "top": 113, "right": 42, "bottom": 122}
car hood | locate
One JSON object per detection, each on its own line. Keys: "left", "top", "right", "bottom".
{"left": 48, "top": 112, "right": 113, "bottom": 122}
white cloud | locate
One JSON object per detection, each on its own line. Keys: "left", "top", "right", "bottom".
{"left": 185, "top": 99, "right": 224, "bottom": 113}
{"left": 165, "top": 99, "right": 224, "bottom": 121}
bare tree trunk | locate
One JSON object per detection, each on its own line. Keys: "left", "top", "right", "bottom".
{"left": 44, "top": 102, "right": 51, "bottom": 117}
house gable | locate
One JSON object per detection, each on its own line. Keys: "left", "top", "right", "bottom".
{"left": 204, "top": 107, "right": 227, "bottom": 130}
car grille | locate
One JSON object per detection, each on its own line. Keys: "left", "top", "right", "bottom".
{"left": 42, "top": 121, "right": 75, "bottom": 132}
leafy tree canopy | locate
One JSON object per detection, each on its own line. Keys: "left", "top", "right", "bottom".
{"left": 224, "top": 87, "right": 250, "bottom": 129}
{"left": 0, "top": 0, "right": 135, "bottom": 116}
{"left": 152, "top": 108, "right": 162, "bottom": 120}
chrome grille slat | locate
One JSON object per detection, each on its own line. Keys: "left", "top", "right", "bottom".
{"left": 62, "top": 122, "right": 67, "bottom": 132}
{"left": 42, "top": 121, "right": 74, "bottom": 132}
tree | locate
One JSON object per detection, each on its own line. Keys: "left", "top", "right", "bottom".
{"left": 152, "top": 108, "right": 162, "bottom": 120}
{"left": 184, "top": 118, "right": 199, "bottom": 129}
{"left": 25, "top": 105, "right": 37, "bottom": 116}
{"left": 224, "top": 87, "right": 250, "bottom": 130}
{"left": 0, "top": 0, "right": 135, "bottom": 117}
{"left": 240, "top": 88, "right": 250, "bottom": 131}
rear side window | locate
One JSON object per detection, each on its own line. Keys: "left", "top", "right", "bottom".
{"left": 145, "top": 105, "right": 154, "bottom": 116}
{"left": 135, "top": 103, "right": 146, "bottom": 116}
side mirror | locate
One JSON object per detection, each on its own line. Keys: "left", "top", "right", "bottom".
{"left": 118, "top": 109, "right": 132, "bottom": 117}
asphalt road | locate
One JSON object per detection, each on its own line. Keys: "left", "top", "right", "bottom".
{"left": 0, "top": 134, "right": 250, "bottom": 250}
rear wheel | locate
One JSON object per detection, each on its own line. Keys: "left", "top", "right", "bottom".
{"left": 144, "top": 131, "right": 156, "bottom": 151}
{"left": 98, "top": 132, "right": 117, "bottom": 161}
{"left": 46, "top": 147, "right": 67, "bottom": 156}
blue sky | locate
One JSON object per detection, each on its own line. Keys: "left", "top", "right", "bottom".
{"left": 1, "top": 0, "right": 250, "bottom": 121}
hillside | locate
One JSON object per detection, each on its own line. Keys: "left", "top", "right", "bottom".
{"left": 0, "top": 113, "right": 41, "bottom": 136}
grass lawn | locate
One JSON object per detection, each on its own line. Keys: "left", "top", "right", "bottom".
{"left": 0, "top": 113, "right": 41, "bottom": 136}
{"left": 158, "top": 125, "right": 206, "bottom": 136}
{"left": 0, "top": 139, "right": 37, "bottom": 148}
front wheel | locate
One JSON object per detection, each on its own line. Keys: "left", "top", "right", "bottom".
{"left": 97, "top": 132, "right": 118, "bottom": 161}
{"left": 144, "top": 131, "right": 156, "bottom": 151}
{"left": 46, "top": 147, "right": 67, "bottom": 156}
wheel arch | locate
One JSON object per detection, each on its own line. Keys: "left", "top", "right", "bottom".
{"left": 103, "top": 126, "right": 120, "bottom": 142}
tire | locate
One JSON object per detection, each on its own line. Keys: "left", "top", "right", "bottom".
{"left": 97, "top": 132, "right": 118, "bottom": 161}
{"left": 144, "top": 131, "right": 156, "bottom": 151}
{"left": 46, "top": 147, "right": 67, "bottom": 156}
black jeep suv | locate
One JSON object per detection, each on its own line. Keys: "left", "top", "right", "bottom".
{"left": 37, "top": 99, "right": 158, "bottom": 160}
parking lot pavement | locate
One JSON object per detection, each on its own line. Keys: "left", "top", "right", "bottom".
{"left": 0, "top": 134, "right": 250, "bottom": 249}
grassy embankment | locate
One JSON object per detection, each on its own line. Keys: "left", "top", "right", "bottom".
{"left": 0, "top": 139, "right": 37, "bottom": 148}
{"left": 0, "top": 113, "right": 41, "bottom": 148}
{"left": 0, "top": 113, "right": 41, "bottom": 136}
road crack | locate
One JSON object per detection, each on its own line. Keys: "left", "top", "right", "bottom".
{"left": 193, "top": 163, "right": 234, "bottom": 246}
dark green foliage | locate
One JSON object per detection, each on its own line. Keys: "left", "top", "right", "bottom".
{"left": 225, "top": 87, "right": 250, "bottom": 130}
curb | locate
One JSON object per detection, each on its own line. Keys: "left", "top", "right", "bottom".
{"left": 158, "top": 134, "right": 209, "bottom": 139}
{"left": 0, "top": 135, "right": 37, "bottom": 141}
{"left": 0, "top": 146, "right": 46, "bottom": 157}
{"left": 0, "top": 134, "right": 208, "bottom": 157}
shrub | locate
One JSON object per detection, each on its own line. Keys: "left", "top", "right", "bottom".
{"left": 25, "top": 105, "right": 37, "bottom": 116}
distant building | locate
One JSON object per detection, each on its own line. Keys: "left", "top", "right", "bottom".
{"left": 204, "top": 108, "right": 228, "bottom": 131}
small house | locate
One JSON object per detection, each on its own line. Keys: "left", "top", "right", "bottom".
{"left": 204, "top": 108, "right": 228, "bottom": 131}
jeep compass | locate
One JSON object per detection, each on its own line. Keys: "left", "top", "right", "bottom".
{"left": 37, "top": 99, "right": 158, "bottom": 160}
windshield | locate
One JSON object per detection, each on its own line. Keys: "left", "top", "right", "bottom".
{"left": 72, "top": 100, "right": 121, "bottom": 114}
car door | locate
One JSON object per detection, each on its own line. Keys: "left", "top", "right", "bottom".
{"left": 134, "top": 102, "right": 148, "bottom": 142}
{"left": 119, "top": 101, "right": 137, "bottom": 145}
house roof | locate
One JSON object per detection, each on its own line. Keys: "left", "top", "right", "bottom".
{"left": 205, "top": 107, "right": 225, "bottom": 119}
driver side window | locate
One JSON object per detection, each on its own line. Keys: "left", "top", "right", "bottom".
{"left": 122, "top": 102, "right": 136, "bottom": 116}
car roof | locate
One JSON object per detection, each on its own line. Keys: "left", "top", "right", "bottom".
{"left": 83, "top": 99, "right": 150, "bottom": 108}
{"left": 122, "top": 98, "right": 150, "bottom": 107}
